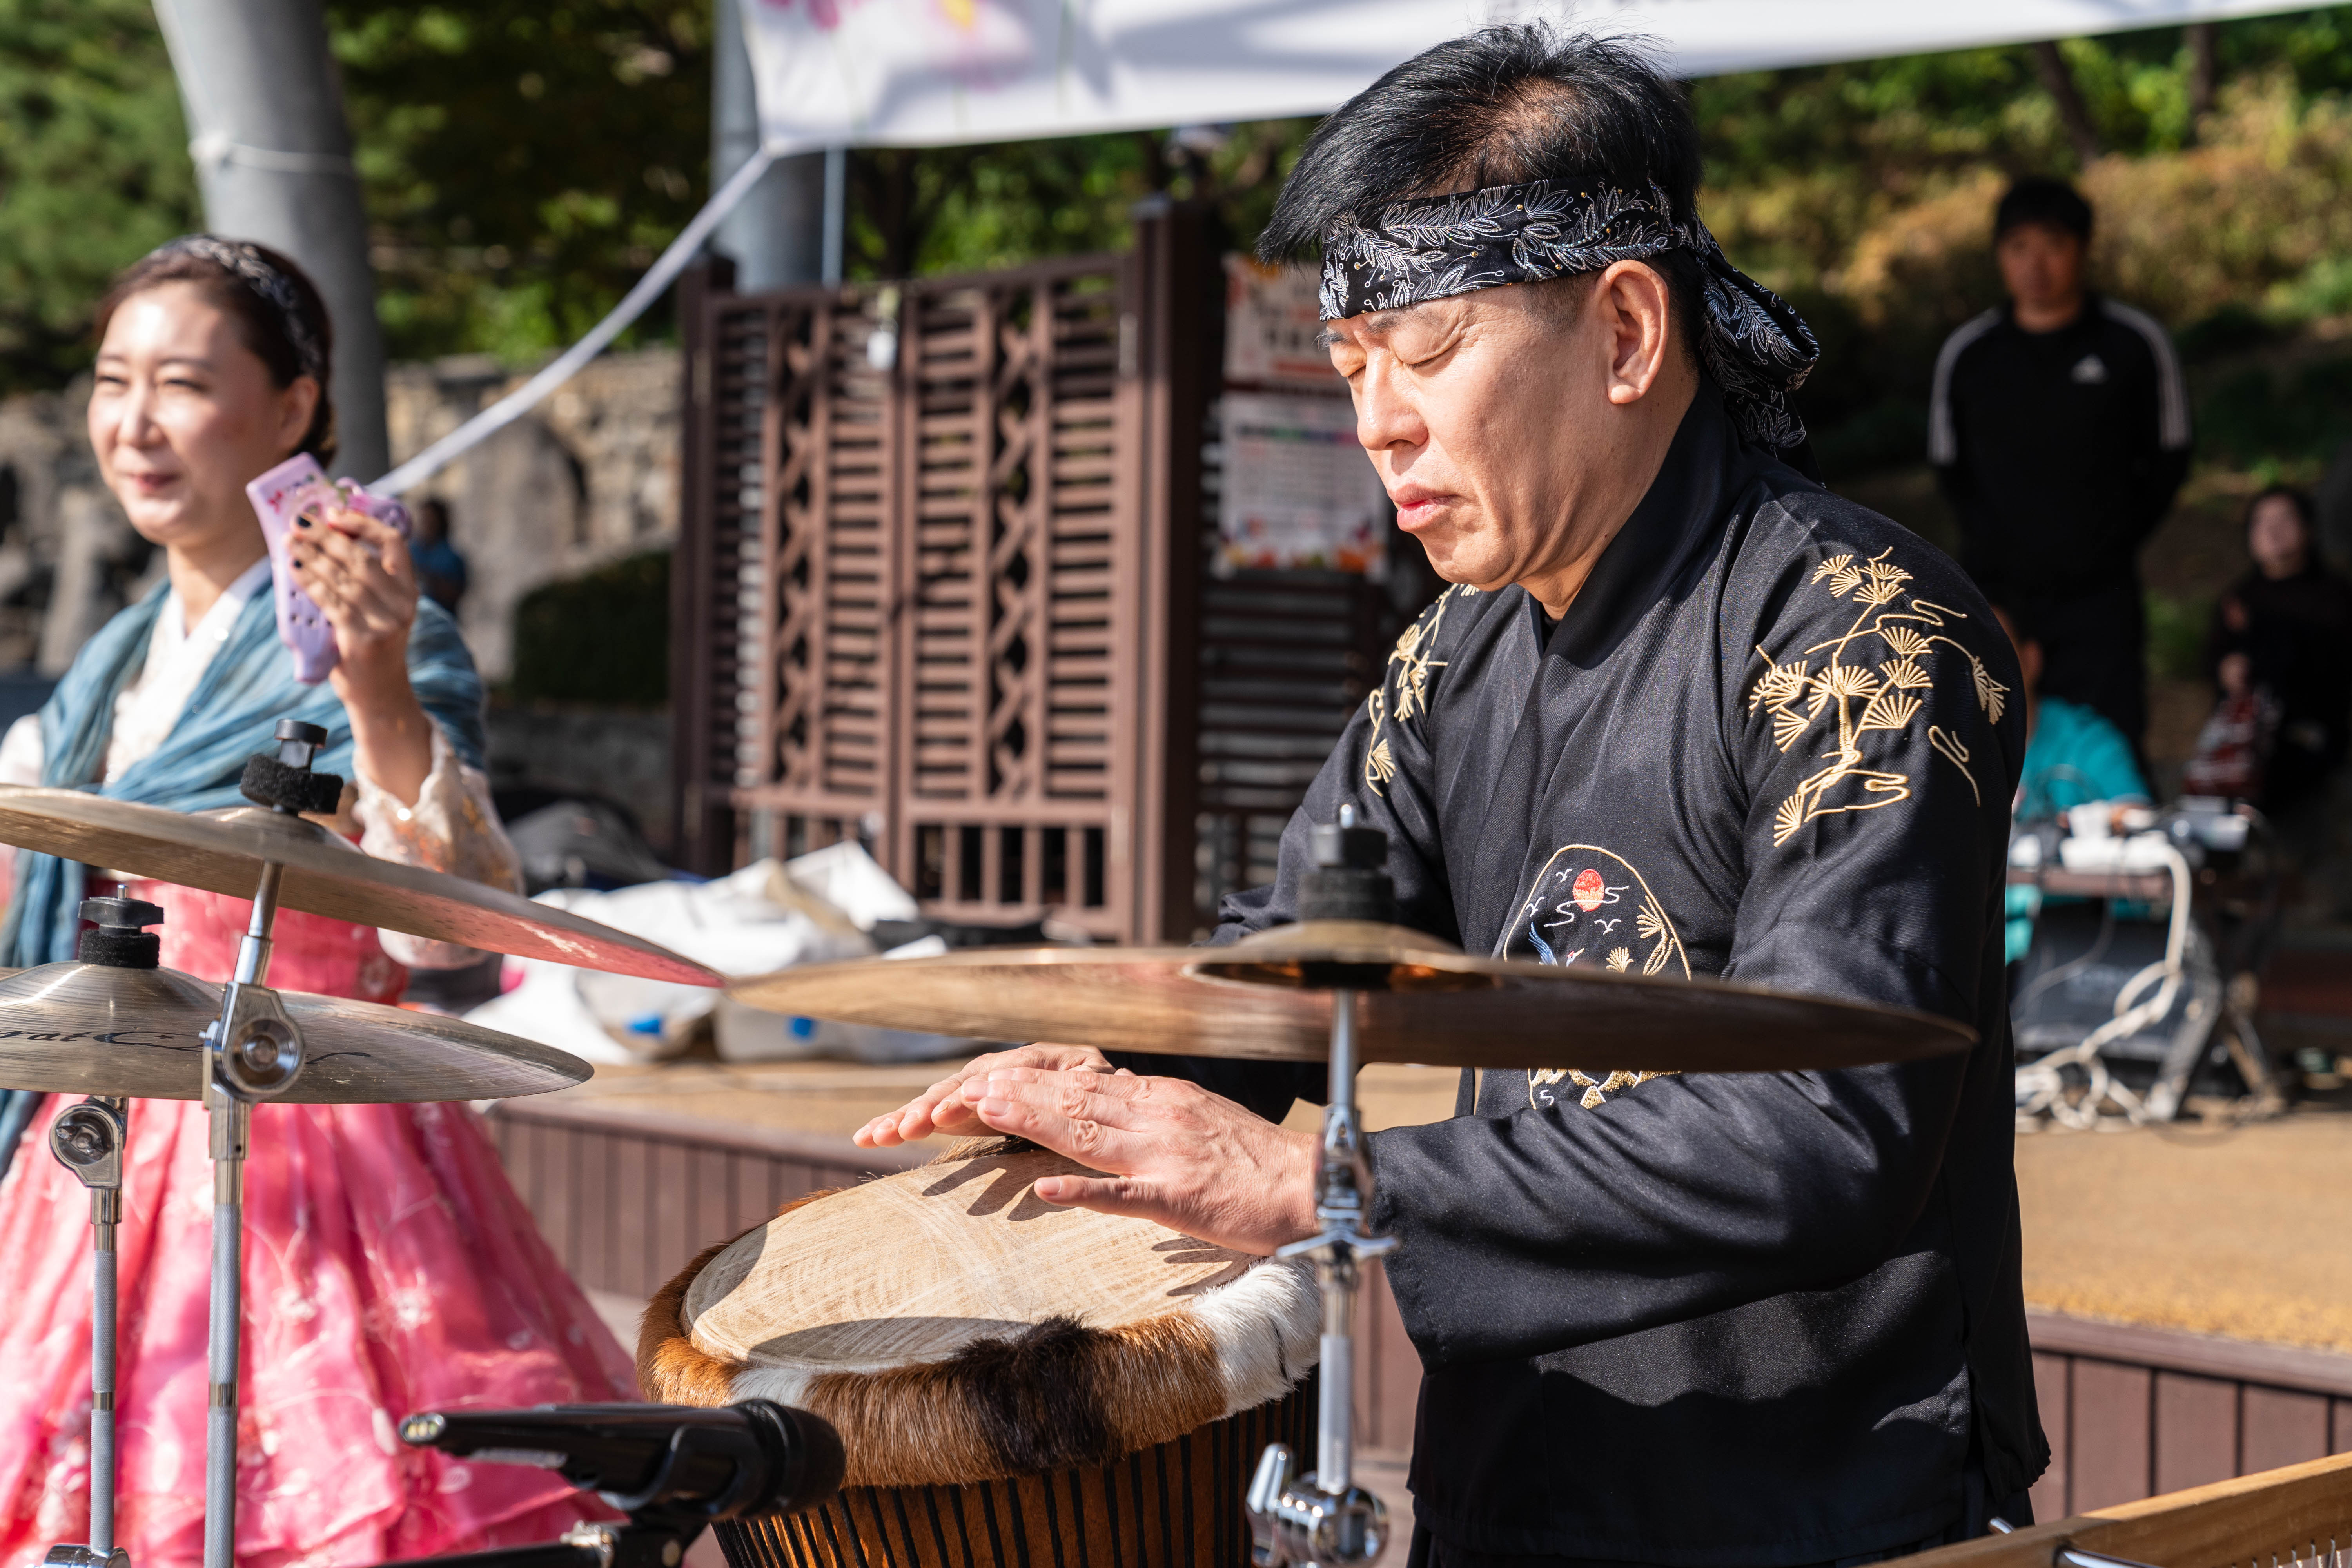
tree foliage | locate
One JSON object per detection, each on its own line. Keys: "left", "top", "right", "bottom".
{"left": 0, "top": 0, "right": 198, "bottom": 394}
{"left": 2, "top": 0, "right": 2351, "bottom": 461}
{"left": 331, "top": 1, "right": 713, "bottom": 363}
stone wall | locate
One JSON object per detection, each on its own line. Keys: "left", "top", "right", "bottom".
{"left": 385, "top": 349, "right": 680, "bottom": 680}
{"left": 0, "top": 379, "right": 164, "bottom": 675}
{"left": 0, "top": 347, "right": 682, "bottom": 684}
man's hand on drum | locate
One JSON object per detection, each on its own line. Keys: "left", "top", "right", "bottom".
{"left": 854, "top": 1044, "right": 1123, "bottom": 1147}
{"left": 984, "top": 1066, "right": 1318, "bottom": 1255}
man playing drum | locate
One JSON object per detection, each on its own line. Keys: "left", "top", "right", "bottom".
{"left": 859, "top": 26, "right": 2041, "bottom": 1567}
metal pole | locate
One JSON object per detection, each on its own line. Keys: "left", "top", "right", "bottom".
{"left": 50, "top": 1095, "right": 129, "bottom": 1562}
{"left": 202, "top": 860, "right": 287, "bottom": 1568}
{"left": 1248, "top": 987, "right": 1390, "bottom": 1567}
{"left": 1317, "top": 992, "right": 1360, "bottom": 1493}
{"left": 202, "top": 1094, "right": 247, "bottom": 1568}
{"left": 711, "top": 0, "right": 826, "bottom": 289}
{"left": 822, "top": 147, "right": 848, "bottom": 287}
{"left": 149, "top": 0, "right": 390, "bottom": 480}
{"left": 90, "top": 1177, "right": 120, "bottom": 1556}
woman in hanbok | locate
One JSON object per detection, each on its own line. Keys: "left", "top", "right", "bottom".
{"left": 0, "top": 238, "right": 632, "bottom": 1564}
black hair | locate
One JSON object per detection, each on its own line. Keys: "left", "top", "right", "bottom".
{"left": 2244, "top": 484, "right": 2315, "bottom": 546}
{"left": 1259, "top": 24, "right": 1707, "bottom": 348}
{"left": 96, "top": 238, "right": 338, "bottom": 464}
{"left": 1994, "top": 176, "right": 2093, "bottom": 244}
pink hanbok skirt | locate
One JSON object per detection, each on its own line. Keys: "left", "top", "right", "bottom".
{"left": 0, "top": 882, "right": 635, "bottom": 1566}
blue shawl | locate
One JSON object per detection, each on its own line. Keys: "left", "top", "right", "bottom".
{"left": 0, "top": 576, "right": 490, "bottom": 1167}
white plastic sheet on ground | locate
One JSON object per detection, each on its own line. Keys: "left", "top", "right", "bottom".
{"left": 741, "top": 0, "right": 2316, "bottom": 156}
{"left": 464, "top": 845, "right": 974, "bottom": 1066}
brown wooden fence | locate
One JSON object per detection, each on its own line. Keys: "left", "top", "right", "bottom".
{"left": 2027, "top": 1310, "right": 2352, "bottom": 1520}
{"left": 670, "top": 209, "right": 1416, "bottom": 940}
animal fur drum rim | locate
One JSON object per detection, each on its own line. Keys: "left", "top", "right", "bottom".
{"left": 637, "top": 1143, "right": 1322, "bottom": 1490}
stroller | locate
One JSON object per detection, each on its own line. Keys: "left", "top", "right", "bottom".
{"left": 2009, "top": 795, "right": 2284, "bottom": 1127}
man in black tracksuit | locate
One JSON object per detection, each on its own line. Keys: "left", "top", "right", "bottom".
{"left": 1929, "top": 176, "right": 2191, "bottom": 751}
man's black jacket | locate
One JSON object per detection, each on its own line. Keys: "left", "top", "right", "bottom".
{"left": 1126, "top": 387, "right": 2041, "bottom": 1565}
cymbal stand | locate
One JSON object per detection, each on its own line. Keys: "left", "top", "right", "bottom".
{"left": 198, "top": 721, "right": 326, "bottom": 1568}
{"left": 47, "top": 1095, "right": 129, "bottom": 1568}
{"left": 45, "top": 891, "right": 167, "bottom": 1568}
{"left": 1250, "top": 807, "right": 1395, "bottom": 1568}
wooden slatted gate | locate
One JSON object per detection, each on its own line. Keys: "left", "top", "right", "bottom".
{"left": 673, "top": 206, "right": 1415, "bottom": 940}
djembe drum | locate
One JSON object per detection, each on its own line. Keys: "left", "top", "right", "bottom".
{"left": 638, "top": 1142, "right": 1322, "bottom": 1568}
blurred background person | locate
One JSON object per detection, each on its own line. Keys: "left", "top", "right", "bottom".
{"left": 411, "top": 494, "right": 470, "bottom": 615}
{"left": 1997, "top": 605, "right": 2151, "bottom": 963}
{"left": 1929, "top": 176, "right": 2192, "bottom": 758}
{"left": 2200, "top": 485, "right": 2352, "bottom": 818}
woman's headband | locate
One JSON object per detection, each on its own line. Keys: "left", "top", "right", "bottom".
{"left": 1318, "top": 179, "right": 1820, "bottom": 452}
{"left": 155, "top": 235, "right": 327, "bottom": 386}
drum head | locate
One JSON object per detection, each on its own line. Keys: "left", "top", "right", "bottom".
{"left": 643, "top": 1144, "right": 1321, "bottom": 1488}
{"left": 684, "top": 1147, "right": 1261, "bottom": 1374}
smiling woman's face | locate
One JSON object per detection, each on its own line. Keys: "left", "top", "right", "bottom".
{"left": 87, "top": 280, "right": 315, "bottom": 558}
{"left": 1323, "top": 278, "right": 1655, "bottom": 603}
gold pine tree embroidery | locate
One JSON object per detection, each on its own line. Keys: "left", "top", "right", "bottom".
{"left": 1747, "top": 549, "right": 2006, "bottom": 846}
{"left": 1363, "top": 586, "right": 1472, "bottom": 796}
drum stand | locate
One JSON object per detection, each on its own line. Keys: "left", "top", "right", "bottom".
{"left": 196, "top": 722, "right": 324, "bottom": 1568}
{"left": 46, "top": 1095, "right": 130, "bottom": 1568}
{"left": 1249, "top": 808, "right": 1395, "bottom": 1568}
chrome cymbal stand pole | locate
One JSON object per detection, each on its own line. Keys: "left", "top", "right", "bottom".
{"left": 46, "top": 892, "right": 168, "bottom": 1568}
{"left": 1250, "top": 808, "right": 1395, "bottom": 1568}
{"left": 48, "top": 1096, "right": 129, "bottom": 1568}
{"left": 200, "top": 721, "right": 326, "bottom": 1568}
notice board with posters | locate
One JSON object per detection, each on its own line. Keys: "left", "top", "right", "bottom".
{"left": 1218, "top": 257, "right": 1390, "bottom": 577}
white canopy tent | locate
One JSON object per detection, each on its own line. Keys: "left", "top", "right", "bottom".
{"left": 382, "top": 0, "right": 2310, "bottom": 491}
{"left": 737, "top": 0, "right": 2318, "bottom": 155}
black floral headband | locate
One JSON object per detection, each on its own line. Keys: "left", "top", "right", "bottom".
{"left": 158, "top": 235, "right": 327, "bottom": 386}
{"left": 1319, "top": 180, "right": 1819, "bottom": 451}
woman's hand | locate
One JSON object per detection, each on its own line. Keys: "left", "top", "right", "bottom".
{"left": 854, "top": 1042, "right": 1120, "bottom": 1147}
{"left": 290, "top": 505, "right": 432, "bottom": 805}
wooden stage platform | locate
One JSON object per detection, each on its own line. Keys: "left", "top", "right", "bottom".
{"left": 487, "top": 1059, "right": 2352, "bottom": 1532}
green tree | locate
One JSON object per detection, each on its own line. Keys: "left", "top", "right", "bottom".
{"left": 330, "top": 1, "right": 714, "bottom": 364}
{"left": 0, "top": 0, "right": 198, "bottom": 395}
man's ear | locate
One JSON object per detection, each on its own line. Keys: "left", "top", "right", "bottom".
{"left": 1595, "top": 260, "right": 1674, "bottom": 407}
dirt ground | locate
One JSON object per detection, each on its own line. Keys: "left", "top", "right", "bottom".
{"left": 2015, "top": 1108, "right": 2352, "bottom": 1353}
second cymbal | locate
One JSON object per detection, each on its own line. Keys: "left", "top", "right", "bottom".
{"left": 0, "top": 961, "right": 589, "bottom": 1102}
{"left": 728, "top": 921, "right": 1974, "bottom": 1073}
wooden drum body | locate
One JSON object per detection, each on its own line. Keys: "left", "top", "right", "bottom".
{"left": 639, "top": 1145, "right": 1321, "bottom": 1568}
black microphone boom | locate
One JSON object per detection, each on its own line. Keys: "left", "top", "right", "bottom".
{"left": 400, "top": 1401, "right": 844, "bottom": 1522}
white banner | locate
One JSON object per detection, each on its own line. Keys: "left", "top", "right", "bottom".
{"left": 741, "top": 0, "right": 2314, "bottom": 154}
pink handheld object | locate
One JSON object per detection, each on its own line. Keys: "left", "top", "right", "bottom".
{"left": 245, "top": 454, "right": 413, "bottom": 684}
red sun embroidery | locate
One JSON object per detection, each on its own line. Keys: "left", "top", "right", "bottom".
{"left": 1570, "top": 867, "right": 1608, "bottom": 911}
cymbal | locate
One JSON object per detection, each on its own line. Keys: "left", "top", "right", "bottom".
{"left": 727, "top": 920, "right": 1973, "bottom": 1072}
{"left": 0, "top": 961, "right": 590, "bottom": 1102}
{"left": 0, "top": 788, "right": 716, "bottom": 986}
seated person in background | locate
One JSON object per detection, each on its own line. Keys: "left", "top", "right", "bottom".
{"left": 410, "top": 495, "right": 471, "bottom": 614}
{"left": 2203, "top": 485, "right": 2352, "bottom": 817}
{"left": 1998, "top": 605, "right": 2150, "bottom": 962}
